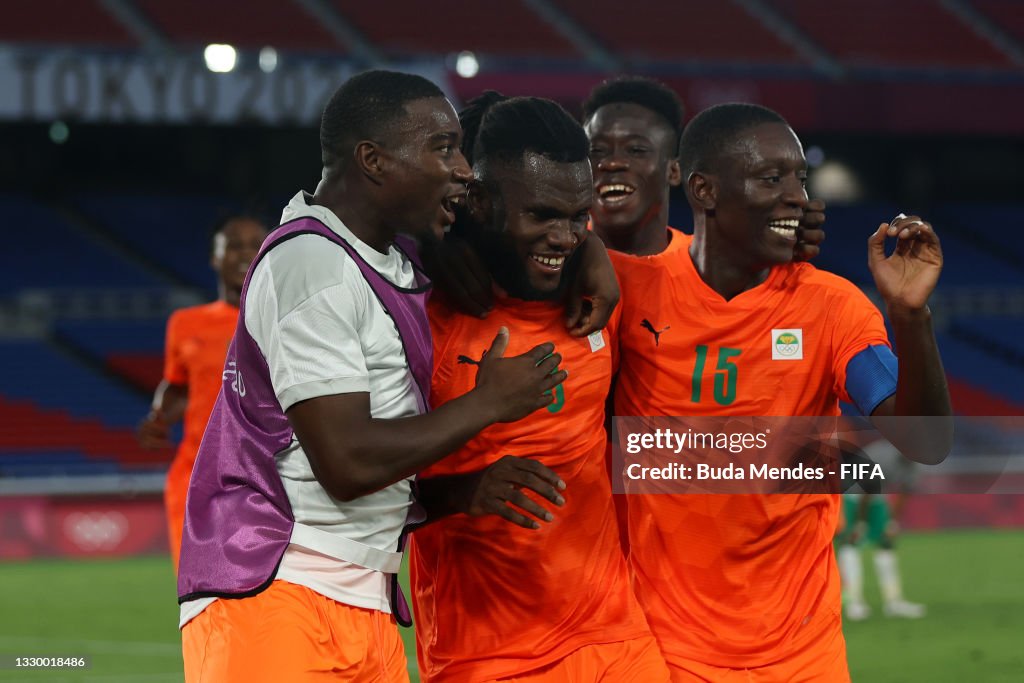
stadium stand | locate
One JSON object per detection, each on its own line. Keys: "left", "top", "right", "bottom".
{"left": 0, "top": 0, "right": 136, "bottom": 47}
{"left": 332, "top": 0, "right": 579, "bottom": 59}
{"left": 1, "top": 195, "right": 165, "bottom": 291}
{"left": 53, "top": 319, "right": 166, "bottom": 392}
{"left": 554, "top": 0, "right": 803, "bottom": 64}
{"left": 973, "top": 0, "right": 1024, "bottom": 45}
{"left": 70, "top": 192, "right": 235, "bottom": 293}
{"left": 772, "top": 0, "right": 1013, "bottom": 69}
{"left": 134, "top": 0, "right": 342, "bottom": 52}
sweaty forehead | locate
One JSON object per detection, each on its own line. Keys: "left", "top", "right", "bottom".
{"left": 721, "top": 122, "right": 804, "bottom": 169}
{"left": 586, "top": 102, "right": 673, "bottom": 142}
{"left": 502, "top": 154, "right": 593, "bottom": 208}
{"left": 393, "top": 96, "right": 461, "bottom": 141}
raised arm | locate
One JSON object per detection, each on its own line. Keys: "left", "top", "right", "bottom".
{"left": 867, "top": 214, "right": 953, "bottom": 464}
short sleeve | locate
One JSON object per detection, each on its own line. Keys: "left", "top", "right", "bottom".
{"left": 830, "top": 287, "right": 893, "bottom": 405}
{"left": 163, "top": 310, "right": 188, "bottom": 385}
{"left": 244, "top": 236, "right": 373, "bottom": 412}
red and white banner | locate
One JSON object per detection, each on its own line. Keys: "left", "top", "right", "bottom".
{"left": 0, "top": 495, "right": 168, "bottom": 560}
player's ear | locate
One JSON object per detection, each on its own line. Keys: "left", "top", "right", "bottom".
{"left": 667, "top": 158, "right": 682, "bottom": 188}
{"left": 466, "top": 179, "right": 492, "bottom": 225}
{"left": 210, "top": 233, "right": 225, "bottom": 271}
{"left": 689, "top": 171, "right": 717, "bottom": 211}
{"left": 354, "top": 140, "right": 385, "bottom": 183}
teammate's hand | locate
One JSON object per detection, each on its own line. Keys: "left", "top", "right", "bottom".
{"left": 466, "top": 455, "right": 566, "bottom": 529}
{"left": 419, "top": 233, "right": 493, "bottom": 318}
{"left": 868, "top": 214, "right": 943, "bottom": 312}
{"left": 565, "top": 234, "right": 619, "bottom": 337}
{"left": 138, "top": 411, "right": 171, "bottom": 449}
{"left": 473, "top": 327, "right": 567, "bottom": 422}
{"left": 794, "top": 198, "right": 826, "bottom": 261}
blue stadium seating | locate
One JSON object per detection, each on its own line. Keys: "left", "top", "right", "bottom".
{"left": 0, "top": 341, "right": 149, "bottom": 429}
{"left": 70, "top": 192, "right": 242, "bottom": 293}
{"left": 0, "top": 195, "right": 165, "bottom": 293}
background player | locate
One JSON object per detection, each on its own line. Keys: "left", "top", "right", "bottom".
{"left": 610, "top": 103, "right": 952, "bottom": 680}
{"left": 837, "top": 436, "right": 927, "bottom": 620}
{"left": 410, "top": 94, "right": 669, "bottom": 683}
{"left": 137, "top": 214, "right": 267, "bottom": 572}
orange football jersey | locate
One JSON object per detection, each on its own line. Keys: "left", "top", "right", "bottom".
{"left": 162, "top": 300, "right": 238, "bottom": 568}
{"left": 410, "top": 296, "right": 651, "bottom": 682}
{"left": 611, "top": 230, "right": 889, "bottom": 668}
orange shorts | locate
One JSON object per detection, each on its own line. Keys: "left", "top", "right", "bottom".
{"left": 474, "top": 636, "right": 670, "bottom": 683}
{"left": 666, "top": 611, "right": 849, "bottom": 683}
{"left": 182, "top": 580, "right": 409, "bottom": 682}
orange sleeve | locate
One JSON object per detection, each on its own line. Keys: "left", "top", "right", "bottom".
{"left": 830, "top": 285, "right": 891, "bottom": 402}
{"left": 163, "top": 310, "right": 188, "bottom": 385}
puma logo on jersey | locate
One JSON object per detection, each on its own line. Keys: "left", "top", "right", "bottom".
{"left": 457, "top": 352, "right": 484, "bottom": 366}
{"left": 641, "top": 319, "right": 670, "bottom": 347}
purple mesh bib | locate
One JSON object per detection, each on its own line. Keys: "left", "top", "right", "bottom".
{"left": 177, "top": 216, "right": 431, "bottom": 625}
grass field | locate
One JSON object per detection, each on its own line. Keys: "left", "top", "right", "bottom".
{"left": 0, "top": 529, "right": 1020, "bottom": 682}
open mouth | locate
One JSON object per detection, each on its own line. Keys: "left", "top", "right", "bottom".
{"left": 767, "top": 218, "right": 799, "bottom": 241}
{"left": 440, "top": 193, "right": 465, "bottom": 226}
{"left": 530, "top": 253, "right": 566, "bottom": 273}
{"left": 596, "top": 183, "right": 636, "bottom": 205}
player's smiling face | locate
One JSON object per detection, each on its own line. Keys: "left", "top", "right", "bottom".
{"left": 213, "top": 218, "right": 267, "bottom": 291}
{"left": 584, "top": 103, "right": 680, "bottom": 237}
{"left": 712, "top": 122, "right": 808, "bottom": 268}
{"left": 475, "top": 153, "right": 592, "bottom": 300}
{"left": 383, "top": 97, "right": 470, "bottom": 240}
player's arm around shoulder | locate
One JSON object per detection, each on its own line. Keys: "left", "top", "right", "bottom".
{"left": 866, "top": 214, "right": 953, "bottom": 464}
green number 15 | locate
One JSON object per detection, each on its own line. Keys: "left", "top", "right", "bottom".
{"left": 691, "top": 345, "right": 741, "bottom": 406}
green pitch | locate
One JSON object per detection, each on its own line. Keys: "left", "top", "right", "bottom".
{"left": 0, "top": 529, "right": 1020, "bottom": 682}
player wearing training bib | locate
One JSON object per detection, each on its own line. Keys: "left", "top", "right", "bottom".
{"left": 139, "top": 216, "right": 266, "bottom": 572}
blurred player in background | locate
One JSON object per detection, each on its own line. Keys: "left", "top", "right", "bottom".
{"left": 603, "top": 101, "right": 952, "bottom": 680}
{"left": 837, "top": 437, "right": 926, "bottom": 620}
{"left": 137, "top": 214, "right": 267, "bottom": 572}
{"left": 410, "top": 93, "right": 670, "bottom": 683}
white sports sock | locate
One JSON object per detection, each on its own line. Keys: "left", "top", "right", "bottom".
{"left": 838, "top": 545, "right": 864, "bottom": 604}
{"left": 874, "top": 548, "right": 903, "bottom": 604}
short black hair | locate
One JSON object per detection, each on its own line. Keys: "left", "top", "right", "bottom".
{"left": 461, "top": 94, "right": 589, "bottom": 174}
{"left": 209, "top": 212, "right": 267, "bottom": 256}
{"left": 679, "top": 103, "right": 788, "bottom": 179}
{"left": 320, "top": 70, "right": 445, "bottom": 168}
{"left": 581, "top": 76, "right": 684, "bottom": 156}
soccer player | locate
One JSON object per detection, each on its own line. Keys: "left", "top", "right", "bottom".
{"left": 608, "top": 102, "right": 952, "bottom": 680}
{"left": 176, "top": 71, "right": 569, "bottom": 682}
{"left": 837, "top": 437, "right": 926, "bottom": 620}
{"left": 581, "top": 77, "right": 827, "bottom": 554}
{"left": 138, "top": 214, "right": 267, "bottom": 572}
{"left": 409, "top": 94, "right": 671, "bottom": 683}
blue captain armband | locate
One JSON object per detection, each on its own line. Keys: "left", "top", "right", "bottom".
{"left": 845, "top": 344, "right": 898, "bottom": 416}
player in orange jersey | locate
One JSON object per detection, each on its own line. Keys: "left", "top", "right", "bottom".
{"left": 138, "top": 214, "right": 267, "bottom": 571}
{"left": 410, "top": 94, "right": 670, "bottom": 683}
{"left": 605, "top": 101, "right": 952, "bottom": 681}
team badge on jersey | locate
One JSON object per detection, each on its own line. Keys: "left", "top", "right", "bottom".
{"left": 771, "top": 328, "right": 803, "bottom": 360}
{"left": 588, "top": 330, "right": 606, "bottom": 353}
